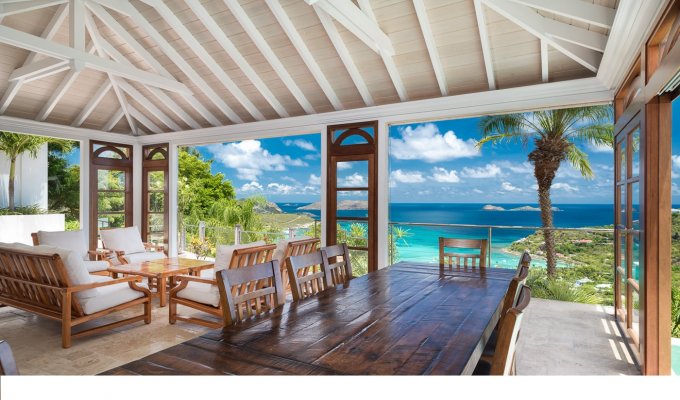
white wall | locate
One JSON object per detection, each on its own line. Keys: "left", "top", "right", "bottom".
{"left": 0, "top": 214, "right": 64, "bottom": 245}
{"left": 0, "top": 143, "right": 48, "bottom": 209}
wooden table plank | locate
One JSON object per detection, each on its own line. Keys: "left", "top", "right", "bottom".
{"left": 102, "top": 264, "right": 515, "bottom": 375}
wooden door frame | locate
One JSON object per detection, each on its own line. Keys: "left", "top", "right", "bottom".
{"left": 141, "top": 144, "right": 169, "bottom": 247}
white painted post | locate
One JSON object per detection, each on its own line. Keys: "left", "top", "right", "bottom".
{"left": 79, "top": 138, "right": 90, "bottom": 242}
{"left": 320, "top": 124, "right": 328, "bottom": 247}
{"left": 168, "top": 142, "right": 179, "bottom": 257}
{"left": 234, "top": 224, "right": 241, "bottom": 245}
{"left": 132, "top": 142, "right": 143, "bottom": 230}
{"left": 199, "top": 221, "right": 206, "bottom": 242}
{"left": 377, "top": 118, "right": 389, "bottom": 269}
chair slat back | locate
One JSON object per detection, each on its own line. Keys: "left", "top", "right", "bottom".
{"left": 515, "top": 251, "right": 532, "bottom": 275}
{"left": 0, "top": 248, "right": 84, "bottom": 318}
{"left": 491, "top": 285, "right": 531, "bottom": 375}
{"left": 228, "top": 244, "right": 277, "bottom": 269}
{"left": 280, "top": 238, "right": 320, "bottom": 291}
{"left": 217, "top": 260, "right": 284, "bottom": 325}
{"left": 0, "top": 340, "right": 18, "bottom": 375}
{"left": 287, "top": 251, "right": 331, "bottom": 301}
{"left": 321, "top": 243, "right": 352, "bottom": 286}
{"left": 438, "top": 237, "right": 488, "bottom": 268}
{"left": 498, "top": 265, "right": 529, "bottom": 332}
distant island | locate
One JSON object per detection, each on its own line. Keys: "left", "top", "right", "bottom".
{"left": 482, "top": 204, "right": 562, "bottom": 212}
{"left": 298, "top": 200, "right": 368, "bottom": 210}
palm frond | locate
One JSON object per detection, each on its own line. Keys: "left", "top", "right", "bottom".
{"left": 566, "top": 145, "right": 594, "bottom": 179}
{"left": 478, "top": 114, "right": 533, "bottom": 148}
{"left": 476, "top": 132, "right": 528, "bottom": 148}
{"left": 570, "top": 124, "right": 614, "bottom": 149}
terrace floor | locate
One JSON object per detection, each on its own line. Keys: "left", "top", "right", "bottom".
{"left": 0, "top": 298, "right": 640, "bottom": 375}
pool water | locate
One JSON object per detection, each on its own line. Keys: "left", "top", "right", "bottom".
{"left": 672, "top": 339, "right": 680, "bottom": 375}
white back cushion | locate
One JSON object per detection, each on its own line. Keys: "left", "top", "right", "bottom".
{"left": 214, "top": 240, "right": 266, "bottom": 271}
{"left": 272, "top": 236, "right": 311, "bottom": 261}
{"left": 37, "top": 230, "right": 89, "bottom": 261}
{"left": 100, "top": 226, "right": 146, "bottom": 254}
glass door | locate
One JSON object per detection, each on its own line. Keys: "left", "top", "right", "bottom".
{"left": 142, "top": 144, "right": 169, "bottom": 250}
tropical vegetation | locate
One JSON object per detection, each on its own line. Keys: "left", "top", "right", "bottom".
{"left": 477, "top": 106, "right": 614, "bottom": 278}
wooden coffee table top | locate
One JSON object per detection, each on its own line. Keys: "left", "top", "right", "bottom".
{"left": 107, "top": 257, "right": 214, "bottom": 278}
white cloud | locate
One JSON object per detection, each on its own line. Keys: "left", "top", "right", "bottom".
{"left": 552, "top": 182, "right": 579, "bottom": 192}
{"left": 499, "top": 161, "right": 533, "bottom": 174}
{"left": 461, "top": 163, "right": 501, "bottom": 178}
{"left": 390, "top": 169, "right": 426, "bottom": 184}
{"left": 337, "top": 162, "right": 352, "bottom": 170}
{"left": 308, "top": 174, "right": 321, "bottom": 185}
{"left": 342, "top": 173, "right": 366, "bottom": 186}
{"left": 473, "top": 188, "right": 483, "bottom": 194}
{"left": 501, "top": 182, "right": 522, "bottom": 192}
{"left": 672, "top": 155, "right": 680, "bottom": 179}
{"left": 390, "top": 123, "right": 480, "bottom": 163}
{"left": 206, "top": 140, "right": 307, "bottom": 180}
{"left": 430, "top": 167, "right": 460, "bottom": 183}
{"left": 240, "top": 181, "right": 263, "bottom": 192}
{"left": 267, "top": 182, "right": 295, "bottom": 194}
{"left": 587, "top": 142, "right": 614, "bottom": 153}
{"left": 283, "top": 139, "right": 316, "bottom": 152}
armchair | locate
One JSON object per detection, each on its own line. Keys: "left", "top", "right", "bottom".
{"left": 99, "top": 226, "right": 165, "bottom": 265}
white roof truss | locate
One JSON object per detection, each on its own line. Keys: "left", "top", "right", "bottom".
{"left": 474, "top": 0, "right": 496, "bottom": 91}
{"left": 413, "top": 0, "right": 448, "bottom": 96}
{"left": 509, "top": 0, "right": 616, "bottom": 30}
{"left": 0, "top": 0, "right": 66, "bottom": 17}
{"left": 541, "top": 40, "right": 549, "bottom": 83}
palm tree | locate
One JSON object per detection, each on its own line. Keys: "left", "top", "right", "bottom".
{"left": 0, "top": 131, "right": 52, "bottom": 210}
{"left": 477, "top": 106, "right": 613, "bottom": 278}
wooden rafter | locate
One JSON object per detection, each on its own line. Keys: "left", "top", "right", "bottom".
{"left": 71, "top": 79, "right": 111, "bottom": 127}
{"left": 413, "top": 0, "right": 448, "bottom": 96}
{"left": 541, "top": 40, "right": 549, "bottom": 83}
{"left": 509, "top": 0, "right": 616, "bottom": 29}
{"left": 0, "top": 0, "right": 66, "bottom": 17}
{"left": 474, "top": 0, "right": 495, "bottom": 90}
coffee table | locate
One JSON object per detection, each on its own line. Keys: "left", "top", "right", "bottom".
{"left": 108, "top": 257, "right": 214, "bottom": 307}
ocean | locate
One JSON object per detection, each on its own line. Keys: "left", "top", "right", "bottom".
{"left": 277, "top": 203, "right": 617, "bottom": 268}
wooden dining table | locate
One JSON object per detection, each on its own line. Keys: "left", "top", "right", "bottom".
{"left": 102, "top": 262, "right": 516, "bottom": 375}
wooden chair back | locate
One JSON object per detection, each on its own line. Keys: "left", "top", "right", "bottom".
{"left": 0, "top": 340, "right": 18, "bottom": 375}
{"left": 228, "top": 244, "right": 276, "bottom": 269}
{"left": 0, "top": 247, "right": 85, "bottom": 318}
{"left": 490, "top": 285, "right": 531, "bottom": 375}
{"left": 286, "top": 251, "right": 331, "bottom": 301}
{"left": 216, "top": 260, "right": 284, "bottom": 325}
{"left": 516, "top": 251, "right": 531, "bottom": 275}
{"left": 438, "top": 237, "right": 488, "bottom": 268}
{"left": 498, "top": 265, "right": 529, "bottom": 331}
{"left": 321, "top": 243, "right": 352, "bottom": 285}
{"left": 280, "top": 238, "right": 320, "bottom": 291}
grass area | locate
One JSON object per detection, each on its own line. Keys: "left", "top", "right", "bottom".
{"left": 259, "top": 213, "right": 315, "bottom": 230}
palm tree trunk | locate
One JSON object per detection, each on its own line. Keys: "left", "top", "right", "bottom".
{"left": 8, "top": 157, "right": 16, "bottom": 210}
{"left": 536, "top": 180, "right": 557, "bottom": 277}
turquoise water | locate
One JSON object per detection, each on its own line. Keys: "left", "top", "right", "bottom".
{"left": 673, "top": 342, "right": 680, "bottom": 375}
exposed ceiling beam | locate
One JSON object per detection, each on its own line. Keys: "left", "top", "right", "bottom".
{"left": 71, "top": 79, "right": 111, "bottom": 127}
{"left": 187, "top": 0, "right": 289, "bottom": 118}
{"left": 357, "top": 0, "right": 407, "bottom": 101}
{"left": 140, "top": 0, "right": 263, "bottom": 122}
{"left": 69, "top": 0, "right": 84, "bottom": 50}
{"left": 483, "top": 0, "right": 603, "bottom": 73}
{"left": 0, "top": 24, "right": 191, "bottom": 94}
{"left": 509, "top": 0, "right": 616, "bottom": 29}
{"left": 304, "top": 0, "right": 394, "bottom": 56}
{"left": 129, "top": 105, "right": 161, "bottom": 135}
{"left": 223, "top": 0, "right": 315, "bottom": 115}
{"left": 0, "top": 3, "right": 67, "bottom": 114}
{"left": 0, "top": 0, "right": 66, "bottom": 16}
{"left": 103, "top": 0, "right": 240, "bottom": 124}
{"left": 413, "top": 0, "right": 448, "bottom": 96}
{"left": 315, "top": 6, "right": 374, "bottom": 107}
{"left": 265, "top": 0, "right": 342, "bottom": 110}
{"left": 114, "top": 77, "right": 181, "bottom": 132}
{"left": 102, "top": 108, "right": 124, "bottom": 132}
{"left": 8, "top": 58, "right": 69, "bottom": 82}
{"left": 474, "top": 0, "right": 495, "bottom": 90}
{"left": 541, "top": 40, "right": 548, "bottom": 83}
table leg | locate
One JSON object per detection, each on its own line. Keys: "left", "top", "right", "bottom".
{"left": 159, "top": 276, "right": 167, "bottom": 307}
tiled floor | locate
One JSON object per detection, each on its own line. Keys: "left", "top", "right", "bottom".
{"left": 1, "top": 298, "right": 641, "bottom": 375}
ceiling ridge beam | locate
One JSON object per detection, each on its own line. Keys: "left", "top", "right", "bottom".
{"left": 315, "top": 6, "right": 374, "bottom": 107}
{"left": 413, "top": 0, "right": 448, "bottom": 96}
{"left": 0, "top": 0, "right": 66, "bottom": 17}
{"left": 508, "top": 0, "right": 616, "bottom": 29}
{"left": 0, "top": 24, "right": 191, "bottom": 94}
{"left": 266, "top": 0, "right": 343, "bottom": 110}
{"left": 305, "top": 0, "right": 394, "bottom": 56}
{"left": 357, "top": 0, "right": 408, "bottom": 101}
{"left": 95, "top": 0, "right": 236, "bottom": 125}
{"left": 473, "top": 0, "right": 495, "bottom": 90}
{"left": 70, "top": 0, "right": 84, "bottom": 50}
{"left": 224, "top": 0, "right": 316, "bottom": 115}
{"left": 483, "top": 0, "right": 602, "bottom": 73}
{"left": 187, "top": 0, "right": 290, "bottom": 118}
{"left": 71, "top": 79, "right": 111, "bottom": 126}
{"left": 0, "top": 3, "right": 67, "bottom": 114}
{"left": 141, "top": 0, "right": 264, "bottom": 122}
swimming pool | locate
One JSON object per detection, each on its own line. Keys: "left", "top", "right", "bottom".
{"left": 673, "top": 338, "right": 680, "bottom": 375}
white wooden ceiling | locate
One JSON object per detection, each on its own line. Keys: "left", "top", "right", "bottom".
{"left": 0, "top": 0, "right": 618, "bottom": 136}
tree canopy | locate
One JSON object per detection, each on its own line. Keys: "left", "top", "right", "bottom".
{"left": 178, "top": 148, "right": 236, "bottom": 220}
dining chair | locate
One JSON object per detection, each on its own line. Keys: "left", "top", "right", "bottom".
{"left": 321, "top": 243, "right": 353, "bottom": 285}
{"left": 474, "top": 285, "right": 532, "bottom": 375}
{"left": 0, "top": 340, "right": 19, "bottom": 375}
{"left": 438, "top": 237, "right": 488, "bottom": 268}
{"left": 286, "top": 251, "right": 331, "bottom": 301}
{"left": 216, "top": 260, "right": 285, "bottom": 326}
{"left": 515, "top": 250, "right": 532, "bottom": 275}
{"left": 273, "top": 237, "right": 320, "bottom": 293}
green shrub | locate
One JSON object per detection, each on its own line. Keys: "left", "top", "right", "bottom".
{"left": 0, "top": 205, "right": 47, "bottom": 215}
{"left": 672, "top": 286, "right": 680, "bottom": 338}
{"left": 65, "top": 220, "right": 80, "bottom": 231}
{"left": 526, "top": 269, "right": 605, "bottom": 305}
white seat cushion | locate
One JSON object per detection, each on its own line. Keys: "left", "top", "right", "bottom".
{"left": 79, "top": 276, "right": 145, "bottom": 315}
{"left": 83, "top": 260, "right": 109, "bottom": 273}
{"left": 199, "top": 268, "right": 216, "bottom": 279}
{"left": 122, "top": 251, "right": 165, "bottom": 264}
{"left": 176, "top": 281, "right": 220, "bottom": 307}
{"left": 100, "top": 226, "right": 146, "bottom": 254}
{"left": 37, "top": 230, "right": 89, "bottom": 261}
{"left": 214, "top": 241, "right": 266, "bottom": 270}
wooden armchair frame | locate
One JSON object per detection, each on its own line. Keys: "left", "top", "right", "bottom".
{"left": 168, "top": 243, "right": 276, "bottom": 329}
{"left": 0, "top": 247, "right": 152, "bottom": 348}
{"left": 99, "top": 227, "right": 165, "bottom": 265}
{"left": 31, "top": 232, "right": 112, "bottom": 275}
{"left": 438, "top": 237, "right": 488, "bottom": 268}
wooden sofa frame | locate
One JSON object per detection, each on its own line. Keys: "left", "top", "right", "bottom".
{"left": 0, "top": 247, "right": 152, "bottom": 348}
